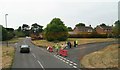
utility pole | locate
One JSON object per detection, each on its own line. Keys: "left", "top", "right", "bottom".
{"left": 5, "top": 14, "right": 8, "bottom": 47}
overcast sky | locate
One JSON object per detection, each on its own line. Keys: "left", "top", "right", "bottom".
{"left": 0, "top": 0, "right": 119, "bottom": 29}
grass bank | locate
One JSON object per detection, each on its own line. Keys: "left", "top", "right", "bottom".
{"left": 80, "top": 44, "right": 119, "bottom": 68}
{"left": 2, "top": 46, "right": 15, "bottom": 68}
{"left": 32, "top": 38, "right": 116, "bottom": 48}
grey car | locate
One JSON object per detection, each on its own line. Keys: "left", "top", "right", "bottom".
{"left": 20, "top": 45, "right": 30, "bottom": 53}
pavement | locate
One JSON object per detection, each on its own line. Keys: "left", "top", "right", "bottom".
{"left": 11, "top": 38, "right": 118, "bottom": 69}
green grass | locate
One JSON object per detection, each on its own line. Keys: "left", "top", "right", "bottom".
{"left": 2, "top": 46, "right": 15, "bottom": 68}
{"left": 8, "top": 37, "right": 24, "bottom": 43}
{"left": 32, "top": 38, "right": 116, "bottom": 48}
{"left": 80, "top": 44, "right": 119, "bottom": 68}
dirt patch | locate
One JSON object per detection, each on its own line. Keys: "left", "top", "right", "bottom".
{"left": 80, "top": 44, "right": 119, "bottom": 68}
{"left": 2, "top": 46, "right": 15, "bottom": 68}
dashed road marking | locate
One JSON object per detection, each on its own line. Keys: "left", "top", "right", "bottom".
{"left": 63, "top": 60, "right": 65, "bottom": 62}
{"left": 69, "top": 64, "right": 73, "bottom": 66}
{"left": 32, "top": 53, "right": 36, "bottom": 58}
{"left": 70, "top": 61, "right": 73, "bottom": 63}
{"left": 73, "top": 66, "right": 77, "bottom": 68}
{"left": 60, "top": 59, "right": 63, "bottom": 60}
{"left": 37, "top": 60, "right": 45, "bottom": 70}
{"left": 67, "top": 59, "right": 69, "bottom": 61}
{"left": 73, "top": 63, "right": 77, "bottom": 65}
{"left": 66, "top": 61, "right": 69, "bottom": 64}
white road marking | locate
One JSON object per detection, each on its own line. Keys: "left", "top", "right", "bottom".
{"left": 63, "top": 58, "right": 66, "bottom": 60}
{"left": 37, "top": 60, "right": 45, "bottom": 70}
{"left": 65, "top": 62, "right": 69, "bottom": 64}
{"left": 73, "top": 66, "right": 77, "bottom": 68}
{"left": 32, "top": 53, "right": 36, "bottom": 58}
{"left": 60, "top": 59, "right": 63, "bottom": 60}
{"left": 63, "top": 60, "right": 65, "bottom": 62}
{"left": 67, "top": 60, "right": 69, "bottom": 61}
{"left": 69, "top": 64, "right": 73, "bottom": 66}
{"left": 73, "top": 63, "right": 77, "bottom": 65}
{"left": 70, "top": 61, "right": 73, "bottom": 63}
{"left": 61, "top": 56, "right": 63, "bottom": 58}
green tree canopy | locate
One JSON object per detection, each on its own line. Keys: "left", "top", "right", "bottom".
{"left": 44, "top": 18, "right": 68, "bottom": 41}
{"left": 100, "top": 23, "right": 106, "bottom": 26}
{"left": 75, "top": 23, "right": 85, "bottom": 27}
{"left": 22, "top": 24, "right": 30, "bottom": 36}
{"left": 67, "top": 27, "right": 73, "bottom": 31}
{"left": 17, "top": 26, "right": 22, "bottom": 31}
{"left": 31, "top": 23, "right": 43, "bottom": 34}
{"left": 113, "top": 20, "right": 120, "bottom": 37}
{"left": 22, "top": 24, "right": 30, "bottom": 31}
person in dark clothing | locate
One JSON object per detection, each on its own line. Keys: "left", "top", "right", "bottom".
{"left": 69, "top": 42, "right": 72, "bottom": 48}
{"left": 74, "top": 40, "right": 78, "bottom": 47}
{"left": 67, "top": 41, "right": 71, "bottom": 48}
{"left": 74, "top": 41, "right": 76, "bottom": 47}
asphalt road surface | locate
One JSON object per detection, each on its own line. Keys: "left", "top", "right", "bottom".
{"left": 12, "top": 38, "right": 79, "bottom": 70}
{"left": 66, "top": 41, "right": 118, "bottom": 67}
{"left": 12, "top": 38, "right": 118, "bottom": 69}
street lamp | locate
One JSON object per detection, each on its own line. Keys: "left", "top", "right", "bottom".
{"left": 5, "top": 14, "right": 8, "bottom": 47}
{"left": 5, "top": 14, "right": 8, "bottom": 28}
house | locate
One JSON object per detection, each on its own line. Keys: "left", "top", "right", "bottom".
{"left": 95, "top": 25, "right": 113, "bottom": 34}
{"left": 73, "top": 25, "right": 93, "bottom": 34}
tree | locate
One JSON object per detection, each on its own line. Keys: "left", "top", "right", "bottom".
{"left": 0, "top": 25, "right": 7, "bottom": 41}
{"left": 100, "top": 23, "right": 106, "bottom": 26}
{"left": 44, "top": 18, "right": 68, "bottom": 41}
{"left": 6, "top": 28, "right": 15, "bottom": 40}
{"left": 22, "top": 24, "right": 30, "bottom": 31}
{"left": 75, "top": 23, "right": 85, "bottom": 27}
{"left": 31, "top": 23, "right": 43, "bottom": 35}
{"left": 17, "top": 26, "right": 22, "bottom": 31}
{"left": 22, "top": 24, "right": 30, "bottom": 36}
{"left": 67, "top": 27, "right": 73, "bottom": 31}
{"left": 113, "top": 20, "right": 120, "bottom": 37}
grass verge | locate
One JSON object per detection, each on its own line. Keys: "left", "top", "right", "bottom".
{"left": 2, "top": 46, "right": 15, "bottom": 68}
{"left": 80, "top": 44, "right": 119, "bottom": 68}
{"left": 32, "top": 38, "right": 116, "bottom": 48}
{"left": 8, "top": 37, "right": 24, "bottom": 43}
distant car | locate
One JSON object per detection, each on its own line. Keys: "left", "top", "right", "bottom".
{"left": 20, "top": 45, "right": 30, "bottom": 53}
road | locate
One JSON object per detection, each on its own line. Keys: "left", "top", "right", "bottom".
{"left": 66, "top": 41, "right": 118, "bottom": 67}
{"left": 12, "top": 38, "right": 118, "bottom": 69}
{"left": 12, "top": 38, "right": 79, "bottom": 70}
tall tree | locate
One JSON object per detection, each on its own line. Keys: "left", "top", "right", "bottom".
{"left": 44, "top": 18, "right": 68, "bottom": 41}
{"left": 75, "top": 23, "right": 85, "bottom": 27}
{"left": 22, "top": 24, "right": 30, "bottom": 36}
{"left": 31, "top": 23, "right": 43, "bottom": 35}
{"left": 22, "top": 24, "right": 30, "bottom": 31}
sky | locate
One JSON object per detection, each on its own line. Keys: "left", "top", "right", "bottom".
{"left": 0, "top": 0, "right": 119, "bottom": 29}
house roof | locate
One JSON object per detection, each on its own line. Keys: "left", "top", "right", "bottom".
{"left": 97, "top": 26, "right": 112, "bottom": 29}
{"left": 74, "top": 26, "right": 93, "bottom": 30}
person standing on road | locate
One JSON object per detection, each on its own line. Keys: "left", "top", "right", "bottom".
{"left": 74, "top": 40, "right": 78, "bottom": 47}
{"left": 54, "top": 43, "right": 60, "bottom": 55}
{"left": 61, "top": 44, "right": 65, "bottom": 50}
{"left": 67, "top": 41, "right": 71, "bottom": 49}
